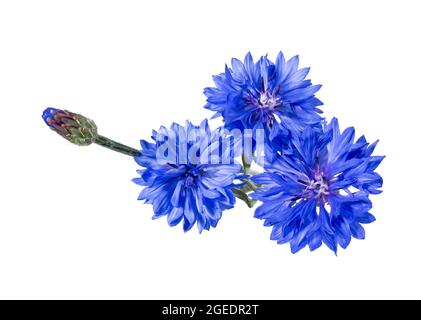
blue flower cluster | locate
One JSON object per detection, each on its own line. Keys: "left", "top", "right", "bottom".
{"left": 204, "top": 52, "right": 323, "bottom": 135}
{"left": 133, "top": 51, "right": 384, "bottom": 254}
{"left": 251, "top": 119, "right": 383, "bottom": 253}
{"left": 133, "top": 120, "right": 242, "bottom": 233}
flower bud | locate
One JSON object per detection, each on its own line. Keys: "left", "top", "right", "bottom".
{"left": 42, "top": 108, "right": 98, "bottom": 146}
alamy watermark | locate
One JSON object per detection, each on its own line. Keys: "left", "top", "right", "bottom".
{"left": 154, "top": 127, "right": 266, "bottom": 165}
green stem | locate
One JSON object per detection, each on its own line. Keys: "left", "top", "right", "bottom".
{"left": 232, "top": 153, "right": 260, "bottom": 208}
{"left": 94, "top": 135, "right": 140, "bottom": 157}
{"left": 242, "top": 153, "right": 251, "bottom": 175}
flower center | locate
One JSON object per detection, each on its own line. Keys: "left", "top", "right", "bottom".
{"left": 257, "top": 91, "right": 282, "bottom": 109}
{"left": 183, "top": 165, "right": 203, "bottom": 188}
{"left": 298, "top": 171, "right": 331, "bottom": 202}
{"left": 308, "top": 173, "right": 330, "bottom": 198}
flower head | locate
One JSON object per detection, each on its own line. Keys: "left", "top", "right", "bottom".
{"left": 204, "top": 51, "right": 323, "bottom": 138}
{"left": 133, "top": 120, "right": 242, "bottom": 232}
{"left": 42, "top": 107, "right": 98, "bottom": 146}
{"left": 251, "top": 118, "right": 384, "bottom": 253}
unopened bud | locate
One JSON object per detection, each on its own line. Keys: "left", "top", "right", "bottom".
{"left": 42, "top": 107, "right": 98, "bottom": 146}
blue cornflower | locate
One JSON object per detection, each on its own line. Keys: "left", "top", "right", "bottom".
{"left": 133, "top": 120, "right": 242, "bottom": 232}
{"left": 251, "top": 118, "right": 384, "bottom": 254}
{"left": 204, "top": 51, "right": 323, "bottom": 138}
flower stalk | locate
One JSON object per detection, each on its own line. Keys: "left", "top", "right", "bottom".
{"left": 94, "top": 135, "right": 139, "bottom": 157}
{"left": 231, "top": 153, "right": 259, "bottom": 208}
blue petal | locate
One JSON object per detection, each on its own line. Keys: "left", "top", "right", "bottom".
{"left": 308, "top": 232, "right": 322, "bottom": 251}
{"left": 350, "top": 222, "right": 365, "bottom": 239}
{"left": 355, "top": 212, "right": 376, "bottom": 224}
{"left": 283, "top": 85, "right": 322, "bottom": 103}
{"left": 167, "top": 207, "right": 183, "bottom": 226}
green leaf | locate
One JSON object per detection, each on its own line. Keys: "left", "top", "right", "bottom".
{"left": 232, "top": 188, "right": 257, "bottom": 208}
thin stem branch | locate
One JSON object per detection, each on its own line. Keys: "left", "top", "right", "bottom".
{"left": 241, "top": 153, "right": 251, "bottom": 175}
{"left": 94, "top": 135, "right": 140, "bottom": 157}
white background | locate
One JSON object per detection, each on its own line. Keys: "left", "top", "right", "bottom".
{"left": 0, "top": 0, "right": 419, "bottom": 299}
